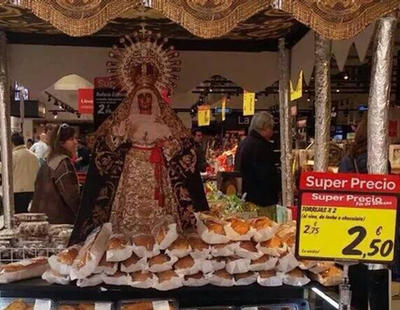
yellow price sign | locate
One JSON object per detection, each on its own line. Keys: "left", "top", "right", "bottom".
{"left": 290, "top": 70, "right": 303, "bottom": 101}
{"left": 197, "top": 105, "right": 211, "bottom": 127}
{"left": 243, "top": 91, "right": 255, "bottom": 116}
{"left": 221, "top": 97, "right": 227, "bottom": 121}
{"left": 297, "top": 192, "right": 397, "bottom": 262}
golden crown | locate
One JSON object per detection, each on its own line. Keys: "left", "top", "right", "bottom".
{"left": 107, "top": 28, "right": 181, "bottom": 94}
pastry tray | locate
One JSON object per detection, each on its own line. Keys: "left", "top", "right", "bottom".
{"left": 117, "top": 299, "right": 178, "bottom": 310}
{"left": 241, "top": 301, "right": 310, "bottom": 310}
{"left": 0, "top": 298, "right": 53, "bottom": 310}
{"left": 56, "top": 301, "right": 114, "bottom": 310}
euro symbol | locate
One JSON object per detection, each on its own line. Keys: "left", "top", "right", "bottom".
{"left": 376, "top": 226, "right": 383, "bottom": 236}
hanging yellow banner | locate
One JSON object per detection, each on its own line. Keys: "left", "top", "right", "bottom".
{"left": 290, "top": 70, "right": 303, "bottom": 101}
{"left": 197, "top": 105, "right": 211, "bottom": 127}
{"left": 222, "top": 97, "right": 227, "bottom": 121}
{"left": 243, "top": 91, "right": 255, "bottom": 116}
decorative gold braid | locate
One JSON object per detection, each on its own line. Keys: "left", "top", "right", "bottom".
{"left": 17, "top": 0, "right": 141, "bottom": 37}
{"left": 151, "top": 0, "right": 272, "bottom": 39}
{"left": 280, "top": 0, "right": 400, "bottom": 40}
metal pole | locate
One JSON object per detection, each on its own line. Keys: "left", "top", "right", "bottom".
{"left": 313, "top": 33, "right": 332, "bottom": 172}
{"left": 278, "top": 38, "right": 294, "bottom": 207}
{"left": 0, "top": 31, "right": 13, "bottom": 228}
{"left": 367, "top": 15, "right": 397, "bottom": 310}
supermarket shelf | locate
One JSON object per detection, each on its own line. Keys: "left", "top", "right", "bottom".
{"left": 0, "top": 279, "right": 307, "bottom": 307}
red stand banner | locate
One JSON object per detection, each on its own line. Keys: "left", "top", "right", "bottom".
{"left": 78, "top": 88, "right": 94, "bottom": 114}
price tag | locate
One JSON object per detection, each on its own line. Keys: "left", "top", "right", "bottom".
{"left": 95, "top": 303, "right": 112, "bottom": 310}
{"left": 152, "top": 301, "right": 170, "bottom": 310}
{"left": 243, "top": 91, "right": 255, "bottom": 116}
{"left": 34, "top": 300, "right": 52, "bottom": 310}
{"left": 197, "top": 105, "right": 211, "bottom": 127}
{"left": 297, "top": 192, "right": 397, "bottom": 262}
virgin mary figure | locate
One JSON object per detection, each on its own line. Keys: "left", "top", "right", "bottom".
{"left": 70, "top": 31, "right": 208, "bottom": 243}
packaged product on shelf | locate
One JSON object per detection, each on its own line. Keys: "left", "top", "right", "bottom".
{"left": 235, "top": 241, "right": 263, "bottom": 260}
{"left": 106, "top": 234, "right": 132, "bottom": 262}
{"left": 250, "top": 217, "right": 278, "bottom": 242}
{"left": 57, "top": 301, "right": 113, "bottom": 310}
{"left": 165, "top": 236, "right": 191, "bottom": 258}
{"left": 210, "top": 242, "right": 238, "bottom": 257}
{"left": 131, "top": 234, "right": 160, "bottom": 258}
{"left": 257, "top": 270, "right": 283, "bottom": 287}
{"left": 94, "top": 256, "right": 118, "bottom": 275}
{"left": 129, "top": 271, "right": 156, "bottom": 289}
{"left": 187, "top": 235, "right": 210, "bottom": 259}
{"left": 76, "top": 273, "right": 103, "bottom": 287}
{"left": 102, "top": 271, "right": 130, "bottom": 286}
{"left": 249, "top": 255, "right": 278, "bottom": 272}
{"left": 70, "top": 223, "right": 112, "bottom": 280}
{"left": 209, "top": 269, "right": 235, "bottom": 287}
{"left": 119, "top": 300, "right": 177, "bottom": 310}
{"left": 173, "top": 256, "right": 200, "bottom": 276}
{"left": 153, "top": 223, "right": 178, "bottom": 250}
{"left": 17, "top": 221, "right": 49, "bottom": 237}
{"left": 224, "top": 218, "right": 255, "bottom": 241}
{"left": 183, "top": 272, "right": 209, "bottom": 287}
{"left": 148, "top": 254, "right": 178, "bottom": 273}
{"left": 311, "top": 265, "right": 343, "bottom": 286}
{"left": 42, "top": 269, "right": 70, "bottom": 285}
{"left": 309, "top": 261, "right": 335, "bottom": 274}
{"left": 283, "top": 268, "right": 311, "bottom": 286}
{"left": 234, "top": 271, "right": 258, "bottom": 286}
{"left": 0, "top": 257, "right": 48, "bottom": 283}
{"left": 225, "top": 256, "right": 251, "bottom": 274}
{"left": 196, "top": 213, "right": 229, "bottom": 244}
{"left": 13, "top": 213, "right": 48, "bottom": 226}
{"left": 276, "top": 252, "right": 299, "bottom": 273}
{"left": 154, "top": 270, "right": 183, "bottom": 291}
{"left": 120, "top": 254, "right": 148, "bottom": 273}
{"left": 256, "top": 236, "right": 287, "bottom": 257}
{"left": 48, "top": 245, "right": 81, "bottom": 275}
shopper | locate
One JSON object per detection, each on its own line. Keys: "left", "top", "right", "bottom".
{"left": 26, "top": 138, "right": 33, "bottom": 149}
{"left": 235, "top": 112, "right": 280, "bottom": 207}
{"left": 31, "top": 124, "right": 80, "bottom": 224}
{"left": 30, "top": 132, "right": 49, "bottom": 165}
{"left": 193, "top": 129, "right": 207, "bottom": 172}
{"left": 11, "top": 132, "right": 39, "bottom": 213}
{"left": 75, "top": 140, "right": 90, "bottom": 172}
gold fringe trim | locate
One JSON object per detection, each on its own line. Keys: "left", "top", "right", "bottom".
{"left": 280, "top": 0, "right": 400, "bottom": 40}
{"left": 17, "top": 0, "right": 141, "bottom": 37}
{"left": 151, "top": 0, "right": 271, "bottom": 39}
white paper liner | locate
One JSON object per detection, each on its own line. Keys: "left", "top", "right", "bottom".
{"left": 77, "top": 273, "right": 103, "bottom": 287}
{"left": 309, "top": 262, "right": 335, "bottom": 274}
{"left": 94, "top": 262, "right": 118, "bottom": 275}
{"left": 211, "top": 243, "right": 238, "bottom": 257}
{"left": 131, "top": 243, "right": 160, "bottom": 258}
{"left": 174, "top": 260, "right": 201, "bottom": 276}
{"left": 225, "top": 258, "right": 251, "bottom": 274}
{"left": 148, "top": 256, "right": 178, "bottom": 273}
{"left": 155, "top": 223, "right": 179, "bottom": 250}
{"left": 102, "top": 273, "right": 130, "bottom": 286}
{"left": 256, "top": 242, "right": 287, "bottom": 257}
{"left": 224, "top": 223, "right": 255, "bottom": 241}
{"left": 183, "top": 275, "right": 209, "bottom": 287}
{"left": 129, "top": 273, "right": 156, "bottom": 289}
{"left": 234, "top": 273, "right": 258, "bottom": 286}
{"left": 298, "top": 260, "right": 318, "bottom": 271}
{"left": 196, "top": 214, "right": 229, "bottom": 245}
{"left": 120, "top": 257, "right": 148, "bottom": 273}
{"left": 235, "top": 246, "right": 263, "bottom": 260}
{"left": 209, "top": 274, "right": 235, "bottom": 287}
{"left": 48, "top": 245, "right": 80, "bottom": 276}
{"left": 165, "top": 247, "right": 191, "bottom": 259}
{"left": 190, "top": 248, "right": 211, "bottom": 260}
{"left": 106, "top": 247, "right": 132, "bottom": 263}
{"left": 42, "top": 269, "right": 70, "bottom": 285}
{"left": 276, "top": 253, "right": 299, "bottom": 273}
{"left": 252, "top": 224, "right": 279, "bottom": 243}
{"left": 283, "top": 274, "right": 311, "bottom": 287}
{"left": 154, "top": 275, "right": 183, "bottom": 291}
{"left": 70, "top": 223, "right": 112, "bottom": 280}
{"left": 249, "top": 256, "right": 278, "bottom": 272}
{"left": 0, "top": 260, "right": 48, "bottom": 283}
{"left": 257, "top": 273, "right": 283, "bottom": 287}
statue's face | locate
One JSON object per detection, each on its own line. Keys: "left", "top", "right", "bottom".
{"left": 138, "top": 91, "right": 152, "bottom": 114}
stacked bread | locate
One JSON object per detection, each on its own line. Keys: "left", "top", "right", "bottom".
{"left": 41, "top": 215, "right": 342, "bottom": 289}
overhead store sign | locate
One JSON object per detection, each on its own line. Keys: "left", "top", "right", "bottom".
{"left": 78, "top": 88, "right": 94, "bottom": 114}
{"left": 290, "top": 70, "right": 303, "bottom": 101}
{"left": 297, "top": 171, "right": 399, "bottom": 263}
{"left": 243, "top": 91, "right": 255, "bottom": 116}
{"left": 198, "top": 105, "right": 211, "bottom": 127}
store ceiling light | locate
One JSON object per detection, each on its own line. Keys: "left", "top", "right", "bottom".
{"left": 344, "top": 74, "right": 349, "bottom": 80}
{"left": 336, "top": 89, "right": 340, "bottom": 93}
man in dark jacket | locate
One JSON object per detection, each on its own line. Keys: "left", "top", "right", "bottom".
{"left": 235, "top": 112, "right": 280, "bottom": 206}
{"left": 193, "top": 129, "right": 207, "bottom": 172}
